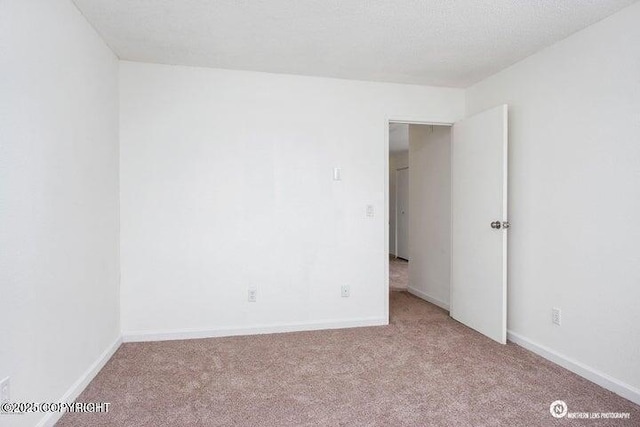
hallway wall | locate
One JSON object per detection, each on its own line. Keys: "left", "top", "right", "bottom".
{"left": 408, "top": 125, "right": 451, "bottom": 310}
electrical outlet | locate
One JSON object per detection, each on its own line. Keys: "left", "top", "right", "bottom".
{"left": 0, "top": 377, "right": 9, "bottom": 405}
{"left": 248, "top": 285, "right": 257, "bottom": 303}
{"left": 552, "top": 308, "right": 561, "bottom": 326}
{"left": 341, "top": 285, "right": 350, "bottom": 298}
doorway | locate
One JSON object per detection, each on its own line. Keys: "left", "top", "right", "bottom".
{"left": 395, "top": 167, "right": 410, "bottom": 261}
{"left": 388, "top": 123, "right": 452, "bottom": 304}
{"left": 385, "top": 105, "right": 509, "bottom": 344}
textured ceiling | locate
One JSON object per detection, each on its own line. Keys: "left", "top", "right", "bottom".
{"left": 389, "top": 123, "right": 409, "bottom": 153}
{"left": 73, "top": 0, "right": 636, "bottom": 87}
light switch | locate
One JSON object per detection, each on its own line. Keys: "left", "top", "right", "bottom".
{"left": 366, "top": 204, "right": 375, "bottom": 217}
{"left": 333, "top": 168, "right": 341, "bottom": 181}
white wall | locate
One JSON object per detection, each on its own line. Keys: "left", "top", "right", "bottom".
{"left": 388, "top": 150, "right": 408, "bottom": 255}
{"left": 407, "top": 125, "right": 451, "bottom": 310}
{"left": 0, "top": 1, "right": 121, "bottom": 426}
{"left": 119, "top": 61, "right": 464, "bottom": 338}
{"left": 466, "top": 1, "right": 640, "bottom": 401}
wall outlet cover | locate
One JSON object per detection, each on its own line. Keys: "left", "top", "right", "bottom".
{"left": 248, "top": 285, "right": 257, "bottom": 302}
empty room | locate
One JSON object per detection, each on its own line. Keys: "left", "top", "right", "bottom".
{"left": 2, "top": 1, "right": 639, "bottom": 426}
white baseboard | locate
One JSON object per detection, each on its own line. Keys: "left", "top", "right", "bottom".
{"left": 37, "top": 336, "right": 122, "bottom": 427}
{"left": 507, "top": 330, "right": 640, "bottom": 406}
{"left": 407, "top": 287, "right": 450, "bottom": 311}
{"left": 123, "top": 317, "right": 388, "bottom": 343}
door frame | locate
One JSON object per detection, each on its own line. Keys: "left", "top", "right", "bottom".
{"left": 384, "top": 118, "right": 453, "bottom": 323}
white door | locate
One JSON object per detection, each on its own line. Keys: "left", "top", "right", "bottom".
{"left": 396, "top": 168, "right": 410, "bottom": 260}
{"left": 450, "top": 105, "right": 508, "bottom": 344}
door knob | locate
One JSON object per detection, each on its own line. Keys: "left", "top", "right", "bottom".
{"left": 490, "top": 221, "right": 511, "bottom": 230}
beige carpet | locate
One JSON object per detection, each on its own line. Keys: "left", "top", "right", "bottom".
{"left": 58, "top": 292, "right": 639, "bottom": 426}
{"left": 389, "top": 255, "right": 408, "bottom": 290}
